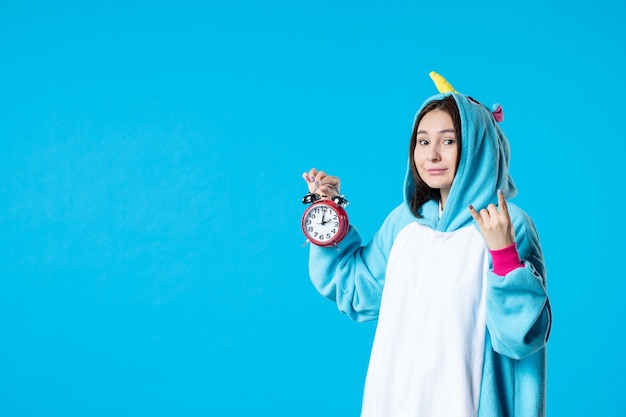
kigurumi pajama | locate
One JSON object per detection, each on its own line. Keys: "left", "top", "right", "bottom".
{"left": 306, "top": 73, "right": 551, "bottom": 417}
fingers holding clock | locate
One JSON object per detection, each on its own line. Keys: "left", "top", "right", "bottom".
{"left": 303, "top": 168, "right": 336, "bottom": 189}
{"left": 302, "top": 168, "right": 322, "bottom": 194}
{"left": 302, "top": 167, "right": 321, "bottom": 186}
{"left": 302, "top": 168, "right": 341, "bottom": 198}
{"left": 319, "top": 175, "right": 341, "bottom": 197}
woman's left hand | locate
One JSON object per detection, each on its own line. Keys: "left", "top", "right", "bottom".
{"left": 469, "top": 190, "right": 515, "bottom": 250}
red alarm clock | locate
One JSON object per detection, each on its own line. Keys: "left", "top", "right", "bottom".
{"left": 301, "top": 192, "right": 349, "bottom": 247}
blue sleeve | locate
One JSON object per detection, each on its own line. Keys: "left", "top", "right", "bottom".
{"left": 307, "top": 204, "right": 413, "bottom": 322}
{"left": 485, "top": 204, "right": 552, "bottom": 359}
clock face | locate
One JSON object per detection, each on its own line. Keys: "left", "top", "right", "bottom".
{"left": 302, "top": 201, "right": 348, "bottom": 246}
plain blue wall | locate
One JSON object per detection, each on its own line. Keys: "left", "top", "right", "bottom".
{"left": 2, "top": 1, "right": 625, "bottom": 415}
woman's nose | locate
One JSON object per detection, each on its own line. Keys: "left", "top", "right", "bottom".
{"left": 427, "top": 147, "right": 441, "bottom": 161}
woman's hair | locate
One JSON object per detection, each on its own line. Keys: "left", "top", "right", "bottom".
{"left": 408, "top": 95, "right": 462, "bottom": 217}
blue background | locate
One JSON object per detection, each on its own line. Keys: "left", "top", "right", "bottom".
{"left": 1, "top": 1, "right": 625, "bottom": 415}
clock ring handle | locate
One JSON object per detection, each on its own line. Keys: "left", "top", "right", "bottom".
{"left": 301, "top": 184, "right": 349, "bottom": 208}
{"left": 322, "top": 184, "right": 349, "bottom": 208}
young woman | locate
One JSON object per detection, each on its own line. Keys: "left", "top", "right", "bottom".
{"left": 301, "top": 73, "right": 551, "bottom": 417}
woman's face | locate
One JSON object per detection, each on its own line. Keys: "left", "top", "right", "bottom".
{"left": 413, "top": 109, "right": 458, "bottom": 205}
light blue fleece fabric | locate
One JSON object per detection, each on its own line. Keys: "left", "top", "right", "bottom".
{"left": 307, "top": 92, "right": 551, "bottom": 416}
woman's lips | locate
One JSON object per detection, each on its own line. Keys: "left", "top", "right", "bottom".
{"left": 426, "top": 168, "right": 447, "bottom": 175}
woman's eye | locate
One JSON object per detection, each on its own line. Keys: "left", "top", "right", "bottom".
{"left": 443, "top": 138, "right": 456, "bottom": 145}
{"left": 418, "top": 139, "right": 428, "bottom": 145}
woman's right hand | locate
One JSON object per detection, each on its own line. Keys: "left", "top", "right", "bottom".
{"left": 302, "top": 168, "right": 341, "bottom": 200}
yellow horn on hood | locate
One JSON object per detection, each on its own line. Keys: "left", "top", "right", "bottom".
{"left": 429, "top": 71, "right": 458, "bottom": 93}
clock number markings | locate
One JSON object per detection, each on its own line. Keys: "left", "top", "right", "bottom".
{"left": 305, "top": 207, "right": 339, "bottom": 242}
{"left": 301, "top": 196, "right": 348, "bottom": 250}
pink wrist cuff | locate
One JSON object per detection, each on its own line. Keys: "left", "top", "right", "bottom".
{"left": 490, "top": 243, "right": 523, "bottom": 276}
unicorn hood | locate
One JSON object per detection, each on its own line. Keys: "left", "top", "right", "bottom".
{"left": 404, "top": 71, "right": 517, "bottom": 232}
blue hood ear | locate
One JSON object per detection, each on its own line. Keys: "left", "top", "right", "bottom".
{"left": 491, "top": 103, "right": 504, "bottom": 122}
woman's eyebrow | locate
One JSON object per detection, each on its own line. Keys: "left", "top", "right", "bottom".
{"left": 416, "top": 128, "right": 456, "bottom": 134}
